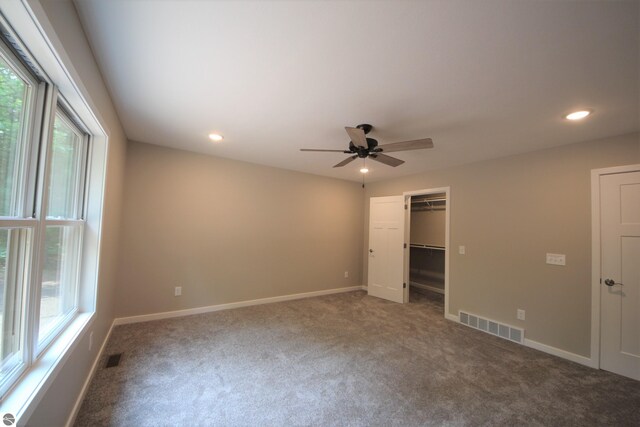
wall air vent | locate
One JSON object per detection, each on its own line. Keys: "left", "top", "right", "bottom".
{"left": 458, "top": 311, "right": 524, "bottom": 344}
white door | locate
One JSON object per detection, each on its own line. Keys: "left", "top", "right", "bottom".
{"left": 600, "top": 170, "right": 640, "bottom": 380}
{"left": 368, "top": 196, "right": 405, "bottom": 303}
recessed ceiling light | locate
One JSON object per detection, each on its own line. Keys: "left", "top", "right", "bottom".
{"left": 208, "top": 133, "right": 224, "bottom": 142}
{"left": 360, "top": 167, "right": 369, "bottom": 174}
{"left": 565, "top": 110, "right": 591, "bottom": 121}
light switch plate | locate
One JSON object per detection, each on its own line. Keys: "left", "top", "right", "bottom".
{"left": 459, "top": 245, "right": 466, "bottom": 255}
{"left": 546, "top": 253, "right": 566, "bottom": 266}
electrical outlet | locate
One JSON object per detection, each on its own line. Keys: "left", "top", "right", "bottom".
{"left": 458, "top": 245, "right": 466, "bottom": 255}
{"left": 89, "top": 331, "right": 94, "bottom": 351}
{"left": 344, "top": 271, "right": 349, "bottom": 278}
{"left": 175, "top": 286, "right": 182, "bottom": 296}
{"left": 517, "top": 309, "right": 525, "bottom": 321}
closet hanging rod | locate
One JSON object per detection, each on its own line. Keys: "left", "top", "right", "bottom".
{"left": 411, "top": 198, "right": 446, "bottom": 204}
{"left": 412, "top": 209, "right": 446, "bottom": 213}
{"left": 410, "top": 243, "right": 445, "bottom": 250}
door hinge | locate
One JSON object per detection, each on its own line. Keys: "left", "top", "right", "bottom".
{"left": 599, "top": 278, "right": 602, "bottom": 284}
{"left": 404, "top": 204, "right": 408, "bottom": 210}
{"left": 403, "top": 283, "right": 407, "bottom": 289}
{"left": 404, "top": 243, "right": 407, "bottom": 248}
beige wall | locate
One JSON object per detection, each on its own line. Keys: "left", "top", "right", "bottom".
{"left": 410, "top": 209, "right": 446, "bottom": 247}
{"left": 116, "top": 142, "right": 364, "bottom": 317}
{"left": 25, "top": 1, "right": 127, "bottom": 425}
{"left": 364, "top": 133, "right": 640, "bottom": 357}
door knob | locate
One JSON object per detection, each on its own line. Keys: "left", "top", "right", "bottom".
{"left": 604, "top": 278, "right": 623, "bottom": 287}
{"left": 369, "top": 249, "right": 374, "bottom": 253}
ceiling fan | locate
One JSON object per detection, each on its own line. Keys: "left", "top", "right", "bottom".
{"left": 300, "top": 124, "right": 434, "bottom": 168}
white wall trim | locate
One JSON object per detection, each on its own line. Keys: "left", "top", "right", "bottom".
{"left": 114, "top": 286, "right": 366, "bottom": 325}
{"left": 524, "top": 338, "right": 596, "bottom": 368}
{"left": 589, "top": 163, "right": 640, "bottom": 371}
{"left": 445, "top": 313, "right": 459, "bottom": 322}
{"left": 590, "top": 168, "right": 602, "bottom": 369}
{"left": 64, "top": 321, "right": 115, "bottom": 427}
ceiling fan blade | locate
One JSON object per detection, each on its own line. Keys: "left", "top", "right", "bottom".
{"left": 370, "top": 153, "right": 405, "bottom": 167}
{"left": 378, "top": 138, "right": 433, "bottom": 153}
{"left": 333, "top": 155, "right": 358, "bottom": 168}
{"left": 300, "top": 149, "right": 348, "bottom": 152}
{"left": 345, "top": 127, "right": 368, "bottom": 148}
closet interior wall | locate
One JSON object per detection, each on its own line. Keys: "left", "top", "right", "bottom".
{"left": 410, "top": 194, "right": 446, "bottom": 294}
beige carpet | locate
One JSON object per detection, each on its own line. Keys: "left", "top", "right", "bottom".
{"left": 75, "top": 290, "right": 640, "bottom": 426}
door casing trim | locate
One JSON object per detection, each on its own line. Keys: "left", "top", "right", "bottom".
{"left": 403, "top": 187, "right": 451, "bottom": 318}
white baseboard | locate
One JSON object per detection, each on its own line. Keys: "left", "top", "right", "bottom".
{"left": 64, "top": 321, "right": 115, "bottom": 427}
{"left": 445, "top": 313, "right": 459, "bottom": 322}
{"left": 448, "top": 307, "right": 594, "bottom": 368}
{"left": 448, "top": 310, "right": 594, "bottom": 367}
{"left": 114, "top": 285, "right": 366, "bottom": 325}
{"left": 524, "top": 338, "right": 595, "bottom": 368}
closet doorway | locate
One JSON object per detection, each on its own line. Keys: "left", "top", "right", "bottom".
{"left": 403, "top": 188, "right": 450, "bottom": 317}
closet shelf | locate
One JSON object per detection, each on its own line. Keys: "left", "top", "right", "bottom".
{"left": 410, "top": 243, "right": 445, "bottom": 250}
{"left": 409, "top": 280, "right": 445, "bottom": 294}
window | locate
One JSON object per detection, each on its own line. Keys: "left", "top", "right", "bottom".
{"left": 0, "top": 35, "right": 89, "bottom": 397}
{"left": 38, "top": 111, "right": 87, "bottom": 347}
{"left": 0, "top": 50, "right": 35, "bottom": 218}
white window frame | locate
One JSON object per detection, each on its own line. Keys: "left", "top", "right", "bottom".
{"left": 36, "top": 106, "right": 89, "bottom": 354}
{"left": 0, "top": 2, "right": 110, "bottom": 423}
{"left": 0, "top": 38, "right": 41, "bottom": 221}
{"left": 0, "top": 225, "right": 34, "bottom": 397}
{"left": 0, "top": 37, "right": 93, "bottom": 393}
{"left": 0, "top": 34, "right": 48, "bottom": 398}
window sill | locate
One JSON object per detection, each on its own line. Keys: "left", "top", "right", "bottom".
{"left": 2, "top": 312, "right": 94, "bottom": 424}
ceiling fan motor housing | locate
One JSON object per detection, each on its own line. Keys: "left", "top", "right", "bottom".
{"left": 300, "top": 122, "right": 432, "bottom": 168}
{"left": 349, "top": 138, "right": 379, "bottom": 157}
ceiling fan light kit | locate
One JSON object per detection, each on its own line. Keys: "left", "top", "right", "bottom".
{"left": 300, "top": 124, "right": 434, "bottom": 172}
{"left": 360, "top": 158, "right": 369, "bottom": 174}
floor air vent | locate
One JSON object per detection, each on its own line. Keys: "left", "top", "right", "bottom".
{"left": 105, "top": 353, "right": 123, "bottom": 368}
{"left": 459, "top": 311, "right": 524, "bottom": 344}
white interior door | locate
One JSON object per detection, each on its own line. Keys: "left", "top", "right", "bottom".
{"left": 600, "top": 170, "right": 640, "bottom": 380}
{"left": 368, "top": 196, "right": 405, "bottom": 303}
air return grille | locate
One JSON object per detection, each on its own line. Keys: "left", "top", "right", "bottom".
{"left": 105, "top": 353, "right": 123, "bottom": 368}
{"left": 459, "top": 311, "right": 524, "bottom": 344}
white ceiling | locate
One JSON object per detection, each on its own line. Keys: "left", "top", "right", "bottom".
{"left": 74, "top": 0, "right": 639, "bottom": 182}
